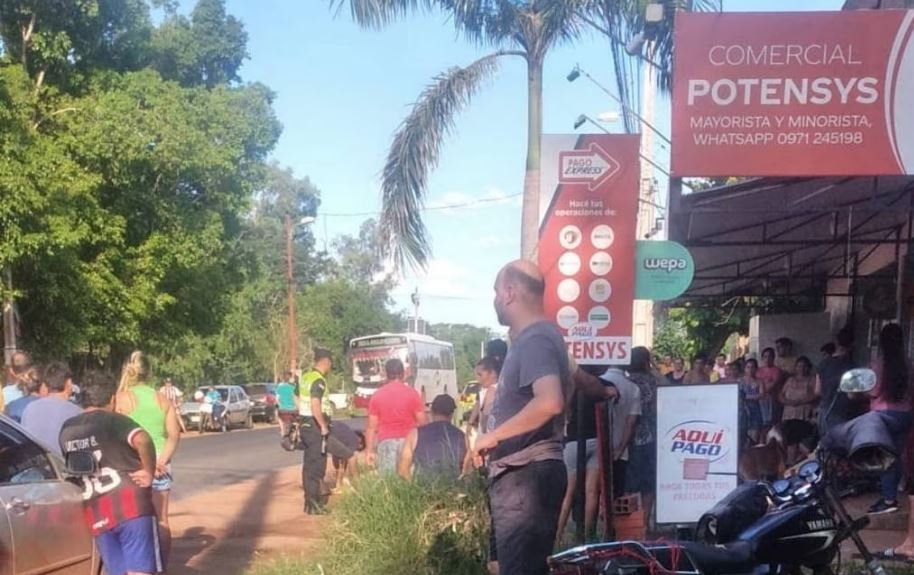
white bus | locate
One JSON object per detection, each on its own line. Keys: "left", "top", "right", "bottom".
{"left": 349, "top": 332, "right": 457, "bottom": 413}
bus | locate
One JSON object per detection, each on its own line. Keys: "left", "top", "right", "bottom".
{"left": 349, "top": 332, "right": 457, "bottom": 412}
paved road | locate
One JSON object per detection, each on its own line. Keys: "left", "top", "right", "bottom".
{"left": 171, "top": 418, "right": 365, "bottom": 501}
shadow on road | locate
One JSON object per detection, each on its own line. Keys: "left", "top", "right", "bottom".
{"left": 170, "top": 470, "right": 279, "bottom": 575}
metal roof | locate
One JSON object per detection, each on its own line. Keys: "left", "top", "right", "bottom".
{"left": 669, "top": 176, "right": 914, "bottom": 300}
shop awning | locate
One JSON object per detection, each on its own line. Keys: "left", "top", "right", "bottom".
{"left": 669, "top": 176, "right": 914, "bottom": 299}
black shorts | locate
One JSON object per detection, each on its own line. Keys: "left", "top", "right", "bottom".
{"left": 625, "top": 443, "right": 656, "bottom": 495}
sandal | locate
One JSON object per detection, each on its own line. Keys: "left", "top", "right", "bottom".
{"left": 876, "top": 548, "right": 914, "bottom": 562}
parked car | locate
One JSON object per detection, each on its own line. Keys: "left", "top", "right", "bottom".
{"left": 0, "top": 414, "right": 102, "bottom": 575}
{"left": 325, "top": 392, "right": 351, "bottom": 417}
{"left": 180, "top": 385, "right": 253, "bottom": 432}
{"left": 243, "top": 383, "right": 277, "bottom": 423}
{"left": 459, "top": 381, "right": 480, "bottom": 411}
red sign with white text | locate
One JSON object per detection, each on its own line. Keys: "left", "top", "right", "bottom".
{"left": 539, "top": 134, "right": 639, "bottom": 366}
{"left": 672, "top": 11, "right": 914, "bottom": 177}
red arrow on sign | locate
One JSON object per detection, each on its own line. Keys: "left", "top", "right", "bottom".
{"left": 558, "top": 143, "right": 621, "bottom": 191}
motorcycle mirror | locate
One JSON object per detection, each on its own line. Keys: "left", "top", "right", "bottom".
{"left": 839, "top": 368, "right": 877, "bottom": 394}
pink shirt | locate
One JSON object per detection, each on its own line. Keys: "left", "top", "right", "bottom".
{"left": 869, "top": 359, "right": 911, "bottom": 412}
{"left": 368, "top": 380, "right": 424, "bottom": 441}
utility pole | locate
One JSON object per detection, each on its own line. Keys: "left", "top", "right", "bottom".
{"left": 2, "top": 267, "right": 16, "bottom": 366}
{"left": 285, "top": 215, "right": 298, "bottom": 373}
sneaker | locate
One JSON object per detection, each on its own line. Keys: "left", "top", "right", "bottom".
{"left": 868, "top": 499, "right": 899, "bottom": 515}
{"left": 305, "top": 502, "right": 329, "bottom": 515}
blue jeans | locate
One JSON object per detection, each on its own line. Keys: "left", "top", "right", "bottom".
{"left": 879, "top": 410, "right": 913, "bottom": 501}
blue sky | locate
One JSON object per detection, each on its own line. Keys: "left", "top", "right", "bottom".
{"left": 226, "top": 0, "right": 842, "bottom": 331}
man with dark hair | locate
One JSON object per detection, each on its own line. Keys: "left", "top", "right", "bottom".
{"left": 21, "top": 361, "right": 81, "bottom": 456}
{"left": 297, "top": 348, "right": 352, "bottom": 514}
{"left": 473, "top": 260, "right": 571, "bottom": 575}
{"left": 365, "top": 357, "right": 427, "bottom": 473}
{"left": 398, "top": 394, "right": 466, "bottom": 481}
{"left": 4, "top": 366, "right": 46, "bottom": 422}
{"left": 684, "top": 353, "right": 711, "bottom": 385}
{"left": 59, "top": 371, "right": 160, "bottom": 575}
{"left": 815, "top": 326, "right": 858, "bottom": 433}
{"left": 775, "top": 337, "right": 797, "bottom": 375}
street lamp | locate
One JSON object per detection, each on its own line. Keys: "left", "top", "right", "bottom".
{"left": 285, "top": 214, "right": 316, "bottom": 373}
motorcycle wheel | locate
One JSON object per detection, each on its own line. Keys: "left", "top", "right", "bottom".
{"left": 220, "top": 417, "right": 227, "bottom": 433}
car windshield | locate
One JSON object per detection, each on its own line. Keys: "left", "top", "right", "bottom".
{"left": 246, "top": 384, "right": 274, "bottom": 395}
{"left": 197, "top": 388, "right": 228, "bottom": 401}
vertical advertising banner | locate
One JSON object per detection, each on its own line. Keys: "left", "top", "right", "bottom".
{"left": 656, "top": 384, "right": 740, "bottom": 525}
{"left": 672, "top": 10, "right": 914, "bottom": 177}
{"left": 539, "top": 134, "right": 639, "bottom": 366}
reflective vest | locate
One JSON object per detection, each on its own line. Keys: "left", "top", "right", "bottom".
{"left": 298, "top": 370, "right": 325, "bottom": 417}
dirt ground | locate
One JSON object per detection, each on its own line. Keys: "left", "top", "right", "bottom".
{"left": 169, "top": 465, "right": 327, "bottom": 575}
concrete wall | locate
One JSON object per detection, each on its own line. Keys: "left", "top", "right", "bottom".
{"left": 749, "top": 312, "right": 833, "bottom": 361}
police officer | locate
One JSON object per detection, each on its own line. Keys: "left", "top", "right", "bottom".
{"left": 296, "top": 348, "right": 343, "bottom": 514}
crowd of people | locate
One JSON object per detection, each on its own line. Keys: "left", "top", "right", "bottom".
{"left": 7, "top": 256, "right": 914, "bottom": 575}
{"left": 2, "top": 350, "right": 181, "bottom": 575}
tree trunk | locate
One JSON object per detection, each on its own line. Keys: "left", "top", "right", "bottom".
{"left": 520, "top": 56, "right": 543, "bottom": 262}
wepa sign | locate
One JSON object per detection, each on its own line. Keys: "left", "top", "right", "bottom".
{"left": 671, "top": 11, "right": 914, "bottom": 177}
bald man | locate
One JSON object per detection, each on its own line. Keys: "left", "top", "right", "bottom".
{"left": 474, "top": 260, "right": 571, "bottom": 575}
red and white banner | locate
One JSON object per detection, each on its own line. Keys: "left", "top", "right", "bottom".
{"left": 539, "top": 134, "right": 639, "bottom": 365}
{"left": 671, "top": 10, "right": 914, "bottom": 177}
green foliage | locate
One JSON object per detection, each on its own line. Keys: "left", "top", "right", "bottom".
{"left": 428, "top": 324, "right": 488, "bottom": 384}
{"left": 265, "top": 474, "right": 490, "bottom": 575}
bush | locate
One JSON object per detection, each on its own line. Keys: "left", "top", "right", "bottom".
{"left": 253, "top": 474, "right": 491, "bottom": 575}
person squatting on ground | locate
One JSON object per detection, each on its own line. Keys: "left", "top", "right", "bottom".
{"left": 60, "top": 371, "right": 162, "bottom": 575}
{"left": 398, "top": 394, "right": 466, "bottom": 482}
{"left": 115, "top": 351, "right": 181, "bottom": 565}
{"left": 473, "top": 260, "right": 571, "bottom": 575}
{"left": 365, "top": 357, "right": 428, "bottom": 474}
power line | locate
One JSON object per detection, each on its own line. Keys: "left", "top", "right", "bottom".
{"left": 321, "top": 192, "right": 522, "bottom": 217}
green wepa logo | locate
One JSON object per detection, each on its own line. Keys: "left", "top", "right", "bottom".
{"left": 642, "top": 257, "right": 688, "bottom": 273}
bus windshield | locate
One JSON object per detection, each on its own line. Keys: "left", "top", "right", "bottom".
{"left": 351, "top": 344, "right": 409, "bottom": 387}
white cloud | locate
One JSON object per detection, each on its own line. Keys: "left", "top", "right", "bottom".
{"left": 473, "top": 234, "right": 515, "bottom": 249}
{"left": 425, "top": 186, "right": 521, "bottom": 216}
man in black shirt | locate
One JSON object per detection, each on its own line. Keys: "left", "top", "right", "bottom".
{"left": 59, "top": 371, "right": 160, "bottom": 575}
{"left": 815, "top": 326, "right": 858, "bottom": 433}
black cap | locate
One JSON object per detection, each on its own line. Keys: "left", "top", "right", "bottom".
{"left": 431, "top": 394, "right": 457, "bottom": 416}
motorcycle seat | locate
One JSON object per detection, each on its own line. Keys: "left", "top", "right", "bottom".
{"left": 680, "top": 541, "right": 755, "bottom": 575}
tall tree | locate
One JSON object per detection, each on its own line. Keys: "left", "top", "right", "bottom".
{"left": 336, "top": 0, "right": 716, "bottom": 269}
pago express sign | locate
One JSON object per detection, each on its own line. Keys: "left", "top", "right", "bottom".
{"left": 539, "top": 134, "right": 639, "bottom": 366}
{"left": 672, "top": 10, "right": 914, "bottom": 176}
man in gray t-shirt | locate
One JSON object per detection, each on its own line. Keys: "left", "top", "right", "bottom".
{"left": 474, "top": 260, "right": 570, "bottom": 575}
{"left": 21, "top": 361, "right": 81, "bottom": 457}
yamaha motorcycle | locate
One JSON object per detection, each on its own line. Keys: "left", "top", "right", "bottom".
{"left": 549, "top": 369, "right": 894, "bottom": 575}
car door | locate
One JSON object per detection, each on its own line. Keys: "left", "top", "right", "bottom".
{"left": 226, "top": 389, "right": 240, "bottom": 424}
{"left": 0, "top": 420, "right": 95, "bottom": 575}
{"left": 236, "top": 388, "right": 251, "bottom": 419}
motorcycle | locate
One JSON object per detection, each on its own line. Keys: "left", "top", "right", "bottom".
{"left": 199, "top": 402, "right": 228, "bottom": 433}
{"left": 549, "top": 368, "right": 895, "bottom": 575}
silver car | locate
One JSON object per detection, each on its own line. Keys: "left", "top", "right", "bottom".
{"left": 180, "top": 385, "right": 253, "bottom": 432}
{"left": 0, "top": 415, "right": 101, "bottom": 575}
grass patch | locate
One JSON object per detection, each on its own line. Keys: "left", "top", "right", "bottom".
{"left": 249, "top": 474, "right": 491, "bottom": 575}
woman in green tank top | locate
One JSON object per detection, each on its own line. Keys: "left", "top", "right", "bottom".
{"left": 116, "top": 350, "right": 181, "bottom": 567}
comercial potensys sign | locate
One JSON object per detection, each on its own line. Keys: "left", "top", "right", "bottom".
{"left": 539, "top": 134, "right": 638, "bottom": 366}
{"left": 671, "top": 10, "right": 914, "bottom": 177}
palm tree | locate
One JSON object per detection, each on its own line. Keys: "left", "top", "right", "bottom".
{"left": 336, "top": 0, "right": 716, "bottom": 270}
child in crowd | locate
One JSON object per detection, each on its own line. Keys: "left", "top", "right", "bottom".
{"left": 59, "top": 371, "right": 160, "bottom": 575}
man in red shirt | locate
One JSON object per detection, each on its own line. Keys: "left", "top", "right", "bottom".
{"left": 365, "top": 358, "right": 428, "bottom": 473}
